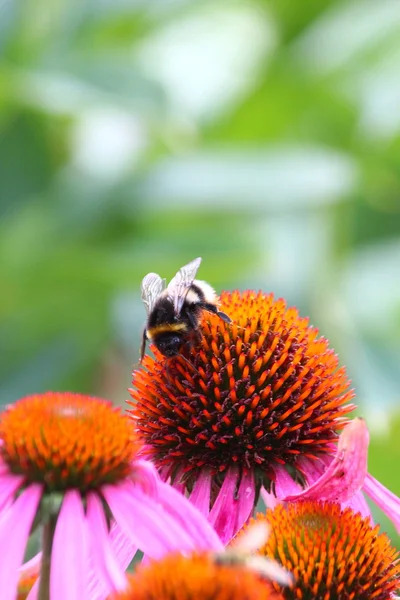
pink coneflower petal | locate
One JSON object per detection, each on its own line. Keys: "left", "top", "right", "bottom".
{"left": 158, "top": 481, "right": 223, "bottom": 551}
{"left": 0, "top": 472, "right": 24, "bottom": 512}
{"left": 51, "top": 490, "right": 89, "bottom": 600}
{"left": 87, "top": 523, "right": 138, "bottom": 600}
{"left": 189, "top": 469, "right": 212, "bottom": 516}
{"left": 341, "top": 489, "right": 372, "bottom": 520}
{"left": 235, "top": 470, "right": 256, "bottom": 536}
{"left": 363, "top": 473, "right": 400, "bottom": 533}
{"left": 131, "top": 459, "right": 159, "bottom": 499}
{"left": 0, "top": 483, "right": 41, "bottom": 600}
{"left": 283, "top": 418, "right": 369, "bottom": 503}
{"left": 86, "top": 493, "right": 127, "bottom": 593}
{"left": 208, "top": 467, "right": 239, "bottom": 544}
{"left": 103, "top": 483, "right": 193, "bottom": 558}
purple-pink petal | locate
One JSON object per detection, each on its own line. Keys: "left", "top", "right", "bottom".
{"left": 103, "top": 482, "right": 194, "bottom": 558}
{"left": 0, "top": 483, "right": 42, "bottom": 600}
{"left": 341, "top": 490, "right": 373, "bottom": 520}
{"left": 283, "top": 418, "right": 369, "bottom": 503}
{"left": 234, "top": 470, "right": 256, "bottom": 536}
{"left": 26, "top": 578, "right": 39, "bottom": 600}
{"left": 189, "top": 469, "right": 212, "bottom": 516}
{"left": 0, "top": 472, "right": 24, "bottom": 512}
{"left": 130, "top": 459, "right": 159, "bottom": 500}
{"left": 159, "top": 480, "right": 223, "bottom": 551}
{"left": 208, "top": 467, "right": 240, "bottom": 544}
{"left": 363, "top": 473, "right": 400, "bottom": 534}
{"left": 86, "top": 493, "right": 127, "bottom": 594}
{"left": 51, "top": 490, "right": 89, "bottom": 600}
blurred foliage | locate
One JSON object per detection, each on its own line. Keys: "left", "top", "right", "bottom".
{"left": 0, "top": 0, "right": 399, "bottom": 541}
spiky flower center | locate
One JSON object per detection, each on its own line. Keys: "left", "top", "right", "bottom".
{"left": 130, "top": 291, "right": 355, "bottom": 489}
{"left": 111, "top": 552, "right": 282, "bottom": 600}
{"left": 247, "top": 501, "right": 400, "bottom": 600}
{"left": 0, "top": 392, "right": 140, "bottom": 492}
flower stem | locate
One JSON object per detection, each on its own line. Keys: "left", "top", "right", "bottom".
{"left": 38, "top": 515, "right": 57, "bottom": 600}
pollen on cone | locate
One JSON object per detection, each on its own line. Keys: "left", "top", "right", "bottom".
{"left": 110, "top": 552, "right": 283, "bottom": 600}
{"left": 129, "top": 291, "right": 355, "bottom": 491}
{"left": 243, "top": 501, "right": 400, "bottom": 600}
{"left": 0, "top": 392, "right": 140, "bottom": 492}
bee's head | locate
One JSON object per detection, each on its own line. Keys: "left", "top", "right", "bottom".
{"left": 156, "top": 333, "right": 184, "bottom": 357}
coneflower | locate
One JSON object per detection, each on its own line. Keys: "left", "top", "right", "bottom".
{"left": 0, "top": 392, "right": 222, "bottom": 600}
{"left": 239, "top": 500, "right": 400, "bottom": 599}
{"left": 130, "top": 290, "right": 400, "bottom": 542}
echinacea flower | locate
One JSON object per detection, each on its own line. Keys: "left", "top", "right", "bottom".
{"left": 110, "top": 522, "right": 291, "bottom": 600}
{"left": 129, "top": 291, "right": 356, "bottom": 542}
{"left": 0, "top": 392, "right": 222, "bottom": 600}
{"left": 239, "top": 500, "right": 400, "bottom": 599}
{"left": 130, "top": 290, "right": 400, "bottom": 542}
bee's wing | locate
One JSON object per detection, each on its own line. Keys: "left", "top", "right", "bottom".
{"left": 167, "top": 257, "right": 202, "bottom": 315}
{"left": 141, "top": 273, "right": 166, "bottom": 315}
{"left": 231, "top": 522, "right": 270, "bottom": 553}
{"left": 245, "top": 556, "right": 294, "bottom": 587}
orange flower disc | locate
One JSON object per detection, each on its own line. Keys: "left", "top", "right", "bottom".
{"left": 245, "top": 501, "right": 400, "bottom": 600}
{"left": 130, "top": 291, "right": 355, "bottom": 489}
{"left": 0, "top": 392, "right": 140, "bottom": 492}
{"left": 111, "top": 552, "right": 283, "bottom": 600}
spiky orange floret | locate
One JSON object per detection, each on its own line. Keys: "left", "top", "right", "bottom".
{"left": 244, "top": 501, "right": 400, "bottom": 600}
{"left": 110, "top": 552, "right": 283, "bottom": 600}
{"left": 0, "top": 392, "right": 140, "bottom": 492}
{"left": 129, "top": 291, "right": 355, "bottom": 487}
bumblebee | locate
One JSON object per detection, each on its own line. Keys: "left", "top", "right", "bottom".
{"left": 140, "top": 257, "right": 231, "bottom": 360}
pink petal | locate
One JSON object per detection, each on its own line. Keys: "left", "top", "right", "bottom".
{"left": 87, "top": 523, "right": 137, "bottom": 600}
{"left": 131, "top": 460, "right": 159, "bottom": 499}
{"left": 274, "top": 466, "right": 303, "bottom": 499}
{"left": 283, "top": 418, "right": 369, "bottom": 503}
{"left": 51, "top": 490, "right": 89, "bottom": 600}
{"left": 363, "top": 473, "right": 400, "bottom": 534}
{"left": 189, "top": 469, "right": 212, "bottom": 516}
{"left": 341, "top": 490, "right": 373, "bottom": 520}
{"left": 86, "top": 493, "right": 127, "bottom": 594}
{"left": 234, "top": 470, "right": 256, "bottom": 536}
{"left": 159, "top": 481, "right": 223, "bottom": 550}
{"left": 103, "top": 483, "right": 194, "bottom": 558}
{"left": 0, "top": 483, "right": 42, "bottom": 600}
{"left": 208, "top": 467, "right": 240, "bottom": 545}
{"left": 0, "top": 472, "right": 24, "bottom": 512}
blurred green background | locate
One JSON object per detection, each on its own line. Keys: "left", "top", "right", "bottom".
{"left": 1, "top": 0, "right": 399, "bottom": 541}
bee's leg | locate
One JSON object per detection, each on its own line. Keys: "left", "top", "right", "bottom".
{"left": 201, "top": 302, "right": 232, "bottom": 324}
{"left": 140, "top": 328, "right": 147, "bottom": 362}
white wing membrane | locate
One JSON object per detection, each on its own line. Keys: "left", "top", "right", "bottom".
{"left": 141, "top": 273, "right": 166, "bottom": 315}
{"left": 167, "top": 257, "right": 202, "bottom": 315}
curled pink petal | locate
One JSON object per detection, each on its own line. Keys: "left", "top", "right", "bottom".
{"left": 51, "top": 490, "right": 89, "bottom": 600}
{"left": 189, "top": 469, "right": 212, "bottom": 516}
{"left": 363, "top": 473, "right": 400, "bottom": 534}
{"left": 159, "top": 481, "right": 223, "bottom": 551}
{"left": 86, "top": 493, "right": 127, "bottom": 594}
{"left": 209, "top": 467, "right": 239, "bottom": 544}
{"left": 0, "top": 484, "right": 42, "bottom": 600}
{"left": 283, "top": 418, "right": 369, "bottom": 503}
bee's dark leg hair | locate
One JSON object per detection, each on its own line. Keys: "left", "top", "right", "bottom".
{"left": 140, "top": 328, "right": 147, "bottom": 362}
{"left": 201, "top": 303, "right": 232, "bottom": 324}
